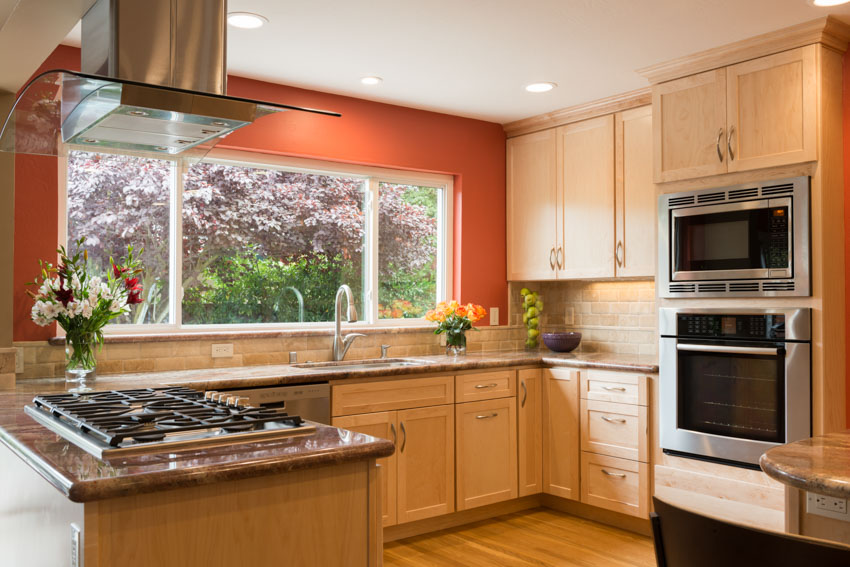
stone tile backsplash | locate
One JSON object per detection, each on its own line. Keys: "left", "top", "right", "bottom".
{"left": 509, "top": 279, "right": 657, "bottom": 356}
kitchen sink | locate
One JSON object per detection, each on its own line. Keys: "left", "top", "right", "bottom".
{"left": 292, "top": 358, "right": 431, "bottom": 371}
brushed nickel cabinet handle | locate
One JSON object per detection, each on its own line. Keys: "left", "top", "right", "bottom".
{"left": 716, "top": 127, "right": 724, "bottom": 162}
{"left": 601, "top": 415, "right": 627, "bottom": 424}
{"left": 390, "top": 422, "right": 397, "bottom": 446}
{"left": 399, "top": 421, "right": 406, "bottom": 453}
{"left": 727, "top": 125, "right": 735, "bottom": 161}
{"left": 521, "top": 380, "right": 527, "bottom": 407}
{"left": 602, "top": 469, "right": 627, "bottom": 478}
{"left": 476, "top": 413, "right": 499, "bottom": 419}
{"left": 556, "top": 246, "right": 563, "bottom": 269}
{"left": 615, "top": 241, "right": 623, "bottom": 267}
{"left": 549, "top": 247, "right": 556, "bottom": 270}
{"left": 475, "top": 383, "right": 498, "bottom": 389}
{"left": 602, "top": 386, "right": 627, "bottom": 392}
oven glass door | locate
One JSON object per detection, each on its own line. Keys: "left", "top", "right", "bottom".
{"left": 676, "top": 341, "right": 785, "bottom": 443}
{"left": 672, "top": 200, "right": 789, "bottom": 280}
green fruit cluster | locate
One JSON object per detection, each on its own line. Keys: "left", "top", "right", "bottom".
{"left": 520, "top": 287, "right": 543, "bottom": 349}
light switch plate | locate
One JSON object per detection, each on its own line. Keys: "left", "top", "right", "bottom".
{"left": 490, "top": 307, "right": 499, "bottom": 326}
{"left": 211, "top": 343, "right": 234, "bottom": 358}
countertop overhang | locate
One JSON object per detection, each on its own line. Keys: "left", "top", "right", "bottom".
{"left": 0, "top": 350, "right": 657, "bottom": 503}
{"left": 761, "top": 432, "right": 850, "bottom": 500}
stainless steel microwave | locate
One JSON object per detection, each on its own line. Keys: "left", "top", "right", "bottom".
{"left": 658, "top": 176, "right": 810, "bottom": 298}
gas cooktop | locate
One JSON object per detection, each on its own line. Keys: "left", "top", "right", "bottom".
{"left": 25, "top": 387, "right": 315, "bottom": 459}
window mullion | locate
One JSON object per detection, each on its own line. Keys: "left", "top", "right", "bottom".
{"left": 366, "top": 178, "right": 380, "bottom": 324}
{"left": 172, "top": 159, "right": 184, "bottom": 327}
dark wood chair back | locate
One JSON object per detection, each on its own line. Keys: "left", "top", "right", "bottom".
{"left": 651, "top": 496, "right": 850, "bottom": 567}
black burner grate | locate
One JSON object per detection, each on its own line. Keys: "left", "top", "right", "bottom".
{"left": 32, "top": 387, "right": 305, "bottom": 447}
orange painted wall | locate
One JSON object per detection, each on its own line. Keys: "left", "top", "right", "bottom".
{"left": 13, "top": 46, "right": 507, "bottom": 341}
{"left": 844, "top": 49, "right": 850, "bottom": 428}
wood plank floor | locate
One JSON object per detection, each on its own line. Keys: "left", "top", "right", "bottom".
{"left": 383, "top": 508, "right": 656, "bottom": 567}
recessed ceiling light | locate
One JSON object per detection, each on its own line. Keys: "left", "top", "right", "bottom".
{"left": 227, "top": 12, "right": 268, "bottom": 29}
{"left": 525, "top": 82, "right": 557, "bottom": 93}
{"left": 809, "top": 0, "right": 850, "bottom": 5}
{"left": 361, "top": 76, "right": 383, "bottom": 85}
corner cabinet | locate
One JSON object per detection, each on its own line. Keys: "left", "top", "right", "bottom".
{"left": 542, "top": 368, "right": 580, "bottom": 500}
{"left": 506, "top": 107, "right": 654, "bottom": 281}
{"left": 518, "top": 368, "right": 543, "bottom": 496}
{"left": 506, "top": 129, "right": 559, "bottom": 280}
{"left": 653, "top": 45, "right": 817, "bottom": 182}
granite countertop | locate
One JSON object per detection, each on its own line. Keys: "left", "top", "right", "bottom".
{"left": 0, "top": 349, "right": 656, "bottom": 504}
{"left": 761, "top": 432, "right": 850, "bottom": 500}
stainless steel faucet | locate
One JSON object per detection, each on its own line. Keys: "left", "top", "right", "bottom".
{"left": 333, "top": 285, "right": 365, "bottom": 361}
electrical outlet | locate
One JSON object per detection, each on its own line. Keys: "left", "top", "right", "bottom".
{"left": 807, "top": 492, "right": 850, "bottom": 521}
{"left": 15, "top": 347, "right": 24, "bottom": 374}
{"left": 70, "top": 523, "right": 81, "bottom": 567}
{"left": 490, "top": 307, "right": 499, "bottom": 326}
{"left": 211, "top": 343, "right": 234, "bottom": 358}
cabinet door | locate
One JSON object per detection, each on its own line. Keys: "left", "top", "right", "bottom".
{"left": 726, "top": 45, "right": 817, "bottom": 172}
{"left": 456, "top": 398, "right": 518, "bottom": 510}
{"left": 518, "top": 368, "right": 543, "bottom": 497}
{"left": 558, "top": 115, "right": 615, "bottom": 278}
{"left": 615, "top": 106, "right": 655, "bottom": 278}
{"left": 653, "top": 69, "right": 727, "bottom": 182}
{"left": 397, "top": 405, "right": 455, "bottom": 523}
{"left": 332, "top": 412, "right": 398, "bottom": 527}
{"left": 506, "top": 129, "right": 559, "bottom": 281}
{"left": 543, "top": 368, "right": 580, "bottom": 500}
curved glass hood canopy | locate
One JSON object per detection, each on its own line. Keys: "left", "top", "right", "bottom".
{"left": 0, "top": 69, "right": 341, "bottom": 159}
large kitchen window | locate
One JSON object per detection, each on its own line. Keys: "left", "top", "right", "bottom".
{"left": 63, "top": 149, "right": 452, "bottom": 331}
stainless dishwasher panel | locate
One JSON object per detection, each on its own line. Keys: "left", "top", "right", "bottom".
{"left": 216, "top": 383, "right": 330, "bottom": 424}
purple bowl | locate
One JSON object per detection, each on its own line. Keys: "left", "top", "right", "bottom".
{"left": 541, "top": 332, "right": 582, "bottom": 353}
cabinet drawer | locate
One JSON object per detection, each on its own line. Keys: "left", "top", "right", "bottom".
{"left": 456, "top": 370, "right": 516, "bottom": 402}
{"left": 581, "top": 452, "right": 648, "bottom": 518}
{"left": 332, "top": 376, "right": 454, "bottom": 416}
{"left": 581, "top": 369, "right": 648, "bottom": 406}
{"left": 580, "top": 399, "right": 648, "bottom": 462}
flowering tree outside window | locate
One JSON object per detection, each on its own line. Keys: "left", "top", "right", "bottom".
{"left": 65, "top": 151, "right": 445, "bottom": 328}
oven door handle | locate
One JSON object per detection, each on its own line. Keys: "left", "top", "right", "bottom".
{"left": 676, "top": 344, "right": 783, "bottom": 356}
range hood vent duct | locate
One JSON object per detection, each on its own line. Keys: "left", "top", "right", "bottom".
{"left": 0, "top": 0, "right": 339, "bottom": 158}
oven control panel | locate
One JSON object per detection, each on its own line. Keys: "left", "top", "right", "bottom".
{"left": 677, "top": 314, "right": 785, "bottom": 339}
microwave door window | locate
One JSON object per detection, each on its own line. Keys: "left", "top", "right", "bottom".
{"left": 674, "top": 209, "right": 775, "bottom": 273}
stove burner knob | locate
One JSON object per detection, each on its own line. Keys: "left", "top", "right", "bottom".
{"left": 235, "top": 397, "right": 251, "bottom": 409}
{"left": 204, "top": 391, "right": 218, "bottom": 401}
{"left": 225, "top": 396, "right": 239, "bottom": 407}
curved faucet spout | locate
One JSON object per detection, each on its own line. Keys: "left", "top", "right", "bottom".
{"left": 333, "top": 285, "right": 364, "bottom": 361}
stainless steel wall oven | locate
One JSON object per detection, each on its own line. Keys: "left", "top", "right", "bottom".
{"left": 658, "top": 176, "right": 810, "bottom": 298}
{"left": 659, "top": 308, "right": 811, "bottom": 468}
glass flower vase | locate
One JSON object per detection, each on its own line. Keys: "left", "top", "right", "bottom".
{"left": 446, "top": 332, "right": 467, "bottom": 357}
{"left": 65, "top": 333, "right": 96, "bottom": 393}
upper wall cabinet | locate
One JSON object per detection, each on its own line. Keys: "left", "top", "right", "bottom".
{"left": 506, "top": 106, "right": 654, "bottom": 281}
{"left": 652, "top": 45, "right": 817, "bottom": 183}
{"left": 506, "top": 129, "right": 559, "bottom": 281}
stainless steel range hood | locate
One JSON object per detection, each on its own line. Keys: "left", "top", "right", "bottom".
{"left": 0, "top": 0, "right": 339, "bottom": 158}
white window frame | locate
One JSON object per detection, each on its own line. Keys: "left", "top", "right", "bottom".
{"left": 59, "top": 147, "right": 453, "bottom": 334}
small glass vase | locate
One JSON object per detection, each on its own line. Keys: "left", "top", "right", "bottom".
{"left": 446, "top": 333, "right": 467, "bottom": 357}
{"left": 65, "top": 333, "right": 96, "bottom": 393}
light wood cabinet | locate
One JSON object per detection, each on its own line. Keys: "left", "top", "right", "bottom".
{"left": 581, "top": 452, "right": 649, "bottom": 518}
{"left": 333, "top": 411, "right": 398, "bottom": 527}
{"left": 543, "top": 368, "right": 580, "bottom": 500}
{"left": 332, "top": 375, "right": 454, "bottom": 416}
{"left": 397, "top": 404, "right": 455, "bottom": 523}
{"left": 580, "top": 399, "right": 648, "bottom": 462}
{"left": 653, "top": 45, "right": 817, "bottom": 182}
{"left": 518, "top": 368, "right": 543, "bottom": 497}
{"left": 456, "top": 370, "right": 516, "bottom": 403}
{"left": 615, "top": 106, "right": 656, "bottom": 278}
{"left": 558, "top": 115, "right": 616, "bottom": 278}
{"left": 456, "top": 398, "right": 518, "bottom": 510}
{"left": 726, "top": 45, "right": 817, "bottom": 172}
{"left": 506, "top": 129, "right": 559, "bottom": 280}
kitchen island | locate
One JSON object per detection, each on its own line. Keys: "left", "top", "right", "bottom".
{"left": 761, "top": 432, "right": 850, "bottom": 544}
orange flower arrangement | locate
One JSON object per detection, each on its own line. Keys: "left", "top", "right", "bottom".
{"left": 425, "top": 300, "right": 486, "bottom": 353}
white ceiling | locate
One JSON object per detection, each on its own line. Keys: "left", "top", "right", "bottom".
{"left": 62, "top": 0, "right": 850, "bottom": 124}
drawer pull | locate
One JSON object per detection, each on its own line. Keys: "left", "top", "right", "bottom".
{"left": 601, "top": 415, "right": 627, "bottom": 424}
{"left": 602, "top": 386, "right": 627, "bottom": 392}
{"left": 475, "top": 383, "right": 498, "bottom": 389}
{"left": 476, "top": 413, "right": 498, "bottom": 419}
{"left": 601, "top": 469, "right": 627, "bottom": 478}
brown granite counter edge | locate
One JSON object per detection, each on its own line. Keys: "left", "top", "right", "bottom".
{"left": 69, "top": 437, "right": 394, "bottom": 503}
{"left": 759, "top": 453, "right": 850, "bottom": 501}
{"left": 541, "top": 356, "right": 659, "bottom": 373}
{"left": 0, "top": 429, "right": 75, "bottom": 499}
